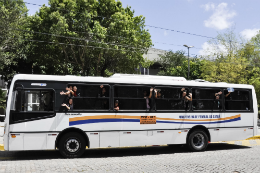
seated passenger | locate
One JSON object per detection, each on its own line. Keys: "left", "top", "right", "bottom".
{"left": 62, "top": 98, "right": 73, "bottom": 111}
{"left": 71, "top": 86, "right": 80, "bottom": 97}
{"left": 114, "top": 100, "right": 119, "bottom": 111}
{"left": 143, "top": 90, "right": 148, "bottom": 98}
{"left": 100, "top": 85, "right": 108, "bottom": 97}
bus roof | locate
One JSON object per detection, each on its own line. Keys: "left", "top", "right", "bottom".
{"left": 11, "top": 74, "right": 254, "bottom": 89}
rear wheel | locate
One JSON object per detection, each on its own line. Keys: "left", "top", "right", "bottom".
{"left": 58, "top": 132, "right": 86, "bottom": 158}
{"left": 187, "top": 130, "right": 208, "bottom": 152}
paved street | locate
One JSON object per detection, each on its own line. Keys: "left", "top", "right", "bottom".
{"left": 0, "top": 143, "right": 260, "bottom": 172}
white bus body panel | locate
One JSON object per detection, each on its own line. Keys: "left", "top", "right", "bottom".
{"left": 7, "top": 111, "right": 256, "bottom": 150}
{"left": 4, "top": 74, "right": 257, "bottom": 151}
{"left": 8, "top": 117, "right": 57, "bottom": 151}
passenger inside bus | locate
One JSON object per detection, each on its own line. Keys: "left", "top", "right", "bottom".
{"left": 143, "top": 90, "right": 150, "bottom": 109}
{"left": 214, "top": 91, "right": 222, "bottom": 109}
{"left": 100, "top": 85, "right": 109, "bottom": 109}
{"left": 62, "top": 98, "right": 73, "bottom": 111}
{"left": 215, "top": 90, "right": 231, "bottom": 109}
{"left": 114, "top": 100, "right": 119, "bottom": 111}
{"left": 180, "top": 88, "right": 192, "bottom": 109}
{"left": 60, "top": 86, "right": 73, "bottom": 97}
{"left": 41, "top": 92, "right": 53, "bottom": 111}
{"left": 71, "top": 86, "right": 79, "bottom": 97}
{"left": 149, "top": 88, "right": 153, "bottom": 98}
{"left": 154, "top": 89, "right": 162, "bottom": 98}
{"left": 100, "top": 85, "right": 109, "bottom": 97}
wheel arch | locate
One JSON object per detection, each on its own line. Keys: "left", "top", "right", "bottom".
{"left": 55, "top": 127, "right": 90, "bottom": 149}
{"left": 186, "top": 125, "right": 211, "bottom": 142}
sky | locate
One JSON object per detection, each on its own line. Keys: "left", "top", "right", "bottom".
{"left": 24, "top": 0, "right": 260, "bottom": 57}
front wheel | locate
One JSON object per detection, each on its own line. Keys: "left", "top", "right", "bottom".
{"left": 58, "top": 132, "right": 86, "bottom": 158}
{"left": 187, "top": 130, "right": 208, "bottom": 152}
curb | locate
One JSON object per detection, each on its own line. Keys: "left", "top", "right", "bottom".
{"left": 0, "top": 144, "right": 3, "bottom": 151}
{"left": 213, "top": 139, "right": 260, "bottom": 146}
{"left": 246, "top": 135, "right": 260, "bottom": 140}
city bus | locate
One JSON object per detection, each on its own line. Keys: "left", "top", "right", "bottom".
{"left": 2, "top": 74, "right": 258, "bottom": 158}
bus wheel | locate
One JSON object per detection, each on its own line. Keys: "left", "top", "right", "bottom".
{"left": 187, "top": 130, "right": 208, "bottom": 152}
{"left": 58, "top": 132, "right": 86, "bottom": 158}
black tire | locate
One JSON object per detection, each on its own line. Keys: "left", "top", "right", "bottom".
{"left": 58, "top": 132, "right": 86, "bottom": 158}
{"left": 187, "top": 129, "right": 209, "bottom": 152}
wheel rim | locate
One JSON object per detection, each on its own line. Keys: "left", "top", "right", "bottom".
{"left": 191, "top": 133, "right": 205, "bottom": 149}
{"left": 65, "top": 138, "right": 80, "bottom": 153}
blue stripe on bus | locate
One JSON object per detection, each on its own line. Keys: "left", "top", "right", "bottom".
{"left": 69, "top": 117, "right": 241, "bottom": 126}
{"left": 69, "top": 118, "right": 139, "bottom": 126}
{"left": 156, "top": 117, "right": 241, "bottom": 124}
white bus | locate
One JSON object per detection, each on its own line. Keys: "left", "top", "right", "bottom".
{"left": 2, "top": 74, "right": 258, "bottom": 158}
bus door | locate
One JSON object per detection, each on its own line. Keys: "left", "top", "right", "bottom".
{"left": 9, "top": 88, "right": 55, "bottom": 151}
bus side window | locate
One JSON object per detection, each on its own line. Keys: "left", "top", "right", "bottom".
{"left": 114, "top": 86, "right": 152, "bottom": 110}
{"left": 23, "top": 90, "right": 54, "bottom": 112}
{"left": 192, "top": 88, "right": 222, "bottom": 111}
{"left": 11, "top": 91, "right": 20, "bottom": 111}
{"left": 225, "top": 89, "right": 250, "bottom": 111}
{"left": 154, "top": 87, "right": 190, "bottom": 111}
{"left": 71, "top": 84, "right": 110, "bottom": 110}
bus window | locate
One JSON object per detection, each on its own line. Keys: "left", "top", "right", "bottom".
{"left": 224, "top": 89, "right": 251, "bottom": 111}
{"left": 71, "top": 84, "right": 110, "bottom": 110}
{"left": 114, "top": 85, "right": 152, "bottom": 110}
{"left": 23, "top": 90, "right": 54, "bottom": 112}
{"left": 192, "top": 88, "right": 222, "bottom": 111}
{"left": 155, "top": 87, "right": 191, "bottom": 111}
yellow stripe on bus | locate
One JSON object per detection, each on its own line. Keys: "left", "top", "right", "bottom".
{"left": 69, "top": 114, "right": 240, "bottom": 122}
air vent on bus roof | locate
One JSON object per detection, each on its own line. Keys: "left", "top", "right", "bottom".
{"left": 194, "top": 79, "right": 209, "bottom": 82}
{"left": 110, "top": 73, "right": 186, "bottom": 81}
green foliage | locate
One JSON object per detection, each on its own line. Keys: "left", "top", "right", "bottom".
{"left": 140, "top": 57, "right": 154, "bottom": 69}
{"left": 25, "top": 0, "right": 152, "bottom": 76}
{"left": 200, "top": 54, "right": 249, "bottom": 83}
{"left": 157, "top": 50, "right": 202, "bottom": 80}
{"left": 199, "top": 29, "right": 260, "bottom": 105}
{"left": 248, "top": 67, "right": 260, "bottom": 105}
{"left": 0, "top": 0, "right": 29, "bottom": 84}
{"left": 0, "top": 89, "right": 7, "bottom": 110}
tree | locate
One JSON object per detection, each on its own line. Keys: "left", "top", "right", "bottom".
{"left": 25, "top": 0, "right": 152, "bottom": 76}
{"left": 200, "top": 54, "right": 249, "bottom": 83}
{"left": 157, "top": 50, "right": 201, "bottom": 80}
{"left": 0, "top": 89, "right": 6, "bottom": 112}
{"left": 157, "top": 50, "right": 186, "bottom": 72}
{"left": 248, "top": 67, "right": 260, "bottom": 105}
{"left": 0, "top": 0, "right": 29, "bottom": 84}
{"left": 200, "top": 29, "right": 251, "bottom": 83}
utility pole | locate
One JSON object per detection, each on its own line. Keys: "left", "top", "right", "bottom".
{"left": 183, "top": 45, "right": 194, "bottom": 80}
